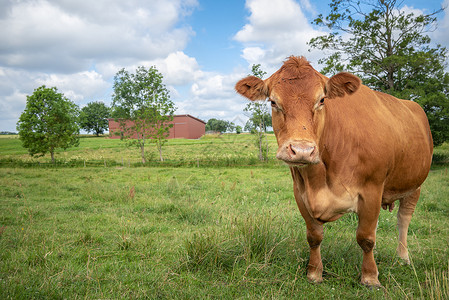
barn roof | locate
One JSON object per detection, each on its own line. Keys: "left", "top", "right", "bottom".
{"left": 108, "top": 114, "right": 206, "bottom": 124}
{"left": 174, "top": 114, "right": 206, "bottom": 124}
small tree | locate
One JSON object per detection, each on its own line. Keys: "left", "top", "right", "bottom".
{"left": 244, "top": 64, "right": 271, "bottom": 161}
{"left": 112, "top": 66, "right": 175, "bottom": 163}
{"left": 244, "top": 113, "right": 271, "bottom": 133}
{"left": 16, "top": 86, "right": 80, "bottom": 163}
{"left": 80, "top": 101, "right": 110, "bottom": 136}
{"left": 236, "top": 125, "right": 242, "bottom": 134}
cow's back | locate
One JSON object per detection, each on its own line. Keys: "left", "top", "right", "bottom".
{"left": 322, "top": 85, "right": 433, "bottom": 197}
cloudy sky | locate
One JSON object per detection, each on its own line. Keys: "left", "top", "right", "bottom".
{"left": 1, "top": 0, "right": 448, "bottom": 132}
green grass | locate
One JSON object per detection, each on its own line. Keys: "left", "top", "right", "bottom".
{"left": 1, "top": 135, "right": 447, "bottom": 168}
{"left": 0, "top": 134, "right": 282, "bottom": 168}
{"left": 0, "top": 136, "right": 448, "bottom": 298}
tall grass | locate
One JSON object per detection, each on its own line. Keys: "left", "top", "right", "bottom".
{"left": 425, "top": 264, "right": 449, "bottom": 300}
{"left": 183, "top": 214, "right": 302, "bottom": 272}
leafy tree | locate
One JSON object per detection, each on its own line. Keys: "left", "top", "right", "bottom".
{"left": 244, "top": 112, "right": 272, "bottom": 133}
{"left": 235, "top": 125, "right": 242, "bottom": 134}
{"left": 111, "top": 66, "right": 176, "bottom": 163}
{"left": 309, "top": 0, "right": 449, "bottom": 145}
{"left": 79, "top": 101, "right": 110, "bottom": 136}
{"left": 205, "top": 118, "right": 234, "bottom": 133}
{"left": 244, "top": 64, "right": 271, "bottom": 161}
{"left": 16, "top": 85, "right": 80, "bottom": 163}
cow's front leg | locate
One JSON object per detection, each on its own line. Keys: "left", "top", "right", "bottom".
{"left": 295, "top": 195, "right": 324, "bottom": 282}
{"left": 356, "top": 192, "right": 381, "bottom": 287}
{"left": 291, "top": 167, "right": 324, "bottom": 283}
{"left": 292, "top": 181, "right": 324, "bottom": 282}
{"left": 306, "top": 222, "right": 324, "bottom": 283}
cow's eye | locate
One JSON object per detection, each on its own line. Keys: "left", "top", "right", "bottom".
{"left": 314, "top": 97, "right": 326, "bottom": 111}
{"left": 270, "top": 100, "right": 278, "bottom": 108}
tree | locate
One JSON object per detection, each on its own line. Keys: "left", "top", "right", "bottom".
{"left": 79, "top": 101, "right": 110, "bottom": 136}
{"left": 244, "top": 112, "right": 272, "bottom": 133}
{"left": 205, "top": 118, "right": 234, "bottom": 133}
{"left": 309, "top": 0, "right": 449, "bottom": 145}
{"left": 111, "top": 66, "right": 176, "bottom": 163}
{"left": 235, "top": 125, "right": 242, "bottom": 134}
{"left": 244, "top": 64, "right": 271, "bottom": 161}
{"left": 16, "top": 86, "right": 80, "bottom": 163}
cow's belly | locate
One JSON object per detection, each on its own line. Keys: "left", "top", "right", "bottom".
{"left": 381, "top": 188, "right": 416, "bottom": 204}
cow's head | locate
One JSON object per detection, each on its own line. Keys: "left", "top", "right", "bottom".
{"left": 235, "top": 56, "right": 361, "bottom": 166}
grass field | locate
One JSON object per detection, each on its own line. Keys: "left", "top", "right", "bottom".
{"left": 1, "top": 135, "right": 448, "bottom": 299}
{"left": 0, "top": 134, "right": 282, "bottom": 168}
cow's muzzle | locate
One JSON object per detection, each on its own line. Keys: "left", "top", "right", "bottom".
{"left": 276, "top": 140, "right": 320, "bottom": 166}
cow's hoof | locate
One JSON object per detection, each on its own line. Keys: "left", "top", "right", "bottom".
{"left": 361, "top": 277, "right": 381, "bottom": 289}
{"left": 399, "top": 257, "right": 410, "bottom": 265}
{"left": 307, "top": 273, "right": 323, "bottom": 284}
{"left": 397, "top": 247, "right": 410, "bottom": 265}
{"left": 397, "top": 251, "right": 410, "bottom": 265}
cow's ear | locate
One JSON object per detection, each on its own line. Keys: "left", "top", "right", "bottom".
{"left": 325, "top": 72, "right": 361, "bottom": 99}
{"left": 235, "top": 76, "right": 268, "bottom": 101}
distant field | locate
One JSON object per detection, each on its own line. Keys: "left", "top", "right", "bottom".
{"left": 0, "top": 135, "right": 448, "bottom": 298}
{"left": 0, "top": 134, "right": 283, "bottom": 167}
{"left": 1, "top": 134, "right": 448, "bottom": 167}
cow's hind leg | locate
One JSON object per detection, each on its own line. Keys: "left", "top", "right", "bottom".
{"left": 397, "top": 188, "right": 420, "bottom": 264}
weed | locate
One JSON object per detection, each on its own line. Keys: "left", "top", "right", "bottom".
{"left": 182, "top": 214, "right": 303, "bottom": 275}
{"left": 424, "top": 264, "right": 449, "bottom": 299}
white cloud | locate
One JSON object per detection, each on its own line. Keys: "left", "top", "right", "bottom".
{"left": 235, "top": 0, "right": 309, "bottom": 40}
{"left": 433, "top": 0, "right": 449, "bottom": 46}
{"left": 241, "top": 47, "right": 267, "bottom": 64}
{"left": 0, "top": 66, "right": 111, "bottom": 131}
{"left": 36, "top": 71, "right": 110, "bottom": 105}
{"left": 0, "top": 89, "right": 28, "bottom": 130}
{"left": 175, "top": 71, "right": 248, "bottom": 122}
{"left": 299, "top": 0, "right": 316, "bottom": 15}
{"left": 234, "top": 0, "right": 449, "bottom": 76}
{"left": 190, "top": 72, "right": 246, "bottom": 101}
{"left": 0, "top": 0, "right": 199, "bottom": 131}
{"left": 154, "top": 52, "right": 202, "bottom": 86}
{"left": 234, "top": 0, "right": 324, "bottom": 71}
{"left": 0, "top": 67, "right": 36, "bottom": 130}
{"left": 91, "top": 51, "right": 202, "bottom": 101}
{"left": 0, "top": 0, "right": 198, "bottom": 73}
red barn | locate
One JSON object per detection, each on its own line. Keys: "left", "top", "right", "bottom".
{"left": 108, "top": 114, "right": 206, "bottom": 139}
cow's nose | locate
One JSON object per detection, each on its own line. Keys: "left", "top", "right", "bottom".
{"left": 288, "top": 143, "right": 315, "bottom": 157}
{"left": 276, "top": 140, "right": 319, "bottom": 165}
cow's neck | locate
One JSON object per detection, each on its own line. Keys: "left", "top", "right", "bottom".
{"left": 291, "top": 163, "right": 358, "bottom": 222}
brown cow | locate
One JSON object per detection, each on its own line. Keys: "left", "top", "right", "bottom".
{"left": 235, "top": 56, "right": 433, "bottom": 287}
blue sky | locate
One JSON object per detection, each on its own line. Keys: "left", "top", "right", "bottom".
{"left": 0, "top": 0, "right": 448, "bottom": 132}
